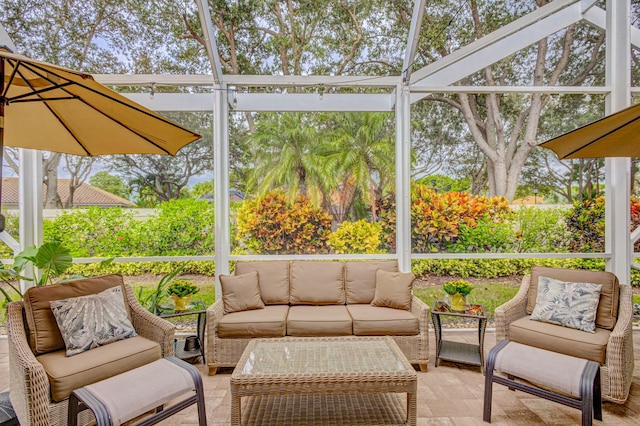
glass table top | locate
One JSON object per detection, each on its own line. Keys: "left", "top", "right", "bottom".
{"left": 237, "top": 337, "right": 410, "bottom": 376}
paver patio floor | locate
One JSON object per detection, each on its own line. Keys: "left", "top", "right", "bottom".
{"left": 1, "top": 330, "right": 639, "bottom": 425}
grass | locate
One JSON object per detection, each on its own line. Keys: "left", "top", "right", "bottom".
{"left": 413, "top": 282, "right": 520, "bottom": 318}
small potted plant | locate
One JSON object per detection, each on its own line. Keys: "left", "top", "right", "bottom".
{"left": 442, "top": 279, "right": 473, "bottom": 313}
{"left": 167, "top": 279, "right": 199, "bottom": 311}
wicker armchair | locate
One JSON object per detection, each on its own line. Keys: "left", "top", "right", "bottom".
{"left": 494, "top": 269, "right": 634, "bottom": 403}
{"left": 6, "top": 281, "right": 175, "bottom": 426}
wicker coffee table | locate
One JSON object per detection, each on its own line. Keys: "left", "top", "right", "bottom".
{"left": 230, "top": 336, "right": 417, "bottom": 425}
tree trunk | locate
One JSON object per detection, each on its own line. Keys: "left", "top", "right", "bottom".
{"left": 43, "top": 153, "right": 63, "bottom": 208}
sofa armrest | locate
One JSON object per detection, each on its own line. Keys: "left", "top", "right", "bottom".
{"left": 494, "top": 274, "right": 531, "bottom": 341}
{"left": 411, "top": 295, "right": 430, "bottom": 336}
{"left": 206, "top": 299, "right": 226, "bottom": 361}
{"left": 6, "top": 301, "right": 52, "bottom": 426}
{"left": 123, "top": 284, "right": 175, "bottom": 357}
{"left": 604, "top": 284, "right": 635, "bottom": 402}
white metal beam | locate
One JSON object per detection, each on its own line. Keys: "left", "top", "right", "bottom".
{"left": 0, "top": 23, "right": 16, "bottom": 52}
{"left": 216, "top": 74, "right": 400, "bottom": 88}
{"left": 94, "top": 74, "right": 214, "bottom": 86}
{"left": 121, "top": 93, "right": 213, "bottom": 111}
{"left": 233, "top": 93, "right": 394, "bottom": 112}
{"left": 583, "top": 6, "right": 640, "bottom": 49}
{"left": 411, "top": 0, "right": 582, "bottom": 88}
{"left": 18, "top": 149, "right": 42, "bottom": 292}
{"left": 214, "top": 84, "right": 229, "bottom": 298}
{"left": 195, "top": 0, "right": 224, "bottom": 84}
{"left": 395, "top": 85, "right": 411, "bottom": 272}
{"left": 604, "top": 0, "right": 631, "bottom": 284}
{"left": 94, "top": 74, "right": 400, "bottom": 88}
{"left": 402, "top": 0, "right": 427, "bottom": 83}
{"left": 411, "top": 85, "right": 612, "bottom": 94}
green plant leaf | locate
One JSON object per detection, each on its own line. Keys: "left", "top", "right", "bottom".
{"left": 35, "top": 242, "right": 73, "bottom": 276}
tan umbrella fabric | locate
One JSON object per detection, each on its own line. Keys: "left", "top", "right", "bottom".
{"left": 0, "top": 49, "right": 200, "bottom": 156}
{"left": 0, "top": 49, "right": 201, "bottom": 231}
{"left": 539, "top": 102, "right": 640, "bottom": 159}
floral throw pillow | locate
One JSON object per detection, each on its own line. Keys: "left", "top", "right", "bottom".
{"left": 50, "top": 286, "right": 137, "bottom": 356}
{"left": 530, "top": 276, "right": 602, "bottom": 333}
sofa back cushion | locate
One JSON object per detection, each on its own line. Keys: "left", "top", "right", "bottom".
{"left": 235, "top": 261, "right": 290, "bottom": 305}
{"left": 527, "top": 266, "right": 619, "bottom": 330}
{"left": 23, "top": 274, "right": 125, "bottom": 355}
{"left": 290, "top": 261, "right": 345, "bottom": 305}
{"left": 344, "top": 260, "right": 398, "bottom": 304}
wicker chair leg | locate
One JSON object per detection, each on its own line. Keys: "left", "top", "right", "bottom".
{"left": 208, "top": 366, "right": 218, "bottom": 376}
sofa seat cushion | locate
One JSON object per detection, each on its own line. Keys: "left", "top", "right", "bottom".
{"left": 508, "top": 316, "right": 610, "bottom": 364}
{"left": 37, "top": 335, "right": 161, "bottom": 402}
{"left": 218, "top": 305, "right": 289, "bottom": 338}
{"left": 290, "top": 261, "right": 345, "bottom": 305}
{"left": 347, "top": 304, "right": 418, "bottom": 336}
{"left": 287, "top": 305, "right": 352, "bottom": 336}
{"left": 344, "top": 261, "right": 399, "bottom": 304}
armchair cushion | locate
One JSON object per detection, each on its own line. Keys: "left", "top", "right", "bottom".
{"left": 50, "top": 286, "right": 137, "bottom": 356}
{"left": 235, "top": 261, "right": 290, "bottom": 305}
{"left": 530, "top": 277, "right": 602, "bottom": 333}
{"left": 344, "top": 261, "right": 399, "bottom": 304}
{"left": 220, "top": 271, "right": 265, "bottom": 314}
{"left": 37, "top": 335, "right": 161, "bottom": 402}
{"left": 528, "top": 267, "right": 618, "bottom": 330}
{"left": 509, "top": 316, "right": 610, "bottom": 364}
{"left": 23, "top": 274, "right": 124, "bottom": 355}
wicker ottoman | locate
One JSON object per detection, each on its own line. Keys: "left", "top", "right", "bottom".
{"left": 484, "top": 340, "right": 602, "bottom": 426}
{"left": 68, "top": 356, "right": 206, "bottom": 426}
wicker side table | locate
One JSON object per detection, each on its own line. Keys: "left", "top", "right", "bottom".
{"left": 431, "top": 302, "right": 487, "bottom": 370}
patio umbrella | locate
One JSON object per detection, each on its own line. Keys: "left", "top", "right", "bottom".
{"left": 0, "top": 48, "right": 201, "bottom": 230}
{"left": 539, "top": 102, "right": 640, "bottom": 159}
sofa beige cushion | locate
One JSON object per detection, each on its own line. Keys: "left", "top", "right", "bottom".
{"left": 347, "top": 304, "right": 418, "bottom": 336}
{"left": 287, "top": 305, "right": 352, "bottom": 336}
{"left": 371, "top": 270, "right": 414, "bottom": 311}
{"left": 37, "top": 335, "right": 161, "bottom": 402}
{"left": 344, "top": 261, "right": 399, "bottom": 304}
{"left": 235, "top": 261, "right": 290, "bottom": 305}
{"left": 220, "top": 271, "right": 265, "bottom": 314}
{"left": 217, "top": 305, "right": 289, "bottom": 338}
{"left": 23, "top": 274, "right": 124, "bottom": 355}
{"left": 290, "top": 261, "right": 345, "bottom": 305}
{"left": 508, "top": 316, "right": 611, "bottom": 364}
{"left": 527, "top": 266, "right": 619, "bottom": 330}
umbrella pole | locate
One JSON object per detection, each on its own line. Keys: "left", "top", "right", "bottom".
{"left": 0, "top": 56, "right": 5, "bottom": 232}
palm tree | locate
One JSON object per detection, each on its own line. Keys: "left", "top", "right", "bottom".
{"left": 246, "top": 113, "right": 329, "bottom": 200}
{"left": 322, "top": 112, "right": 395, "bottom": 221}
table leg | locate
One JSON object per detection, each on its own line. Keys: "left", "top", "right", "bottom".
{"left": 431, "top": 314, "right": 442, "bottom": 367}
{"left": 231, "top": 394, "right": 241, "bottom": 426}
{"left": 407, "top": 389, "right": 417, "bottom": 426}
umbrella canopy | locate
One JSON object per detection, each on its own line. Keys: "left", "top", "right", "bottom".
{"left": 0, "top": 49, "right": 201, "bottom": 156}
{"left": 539, "top": 102, "right": 640, "bottom": 159}
{"left": 0, "top": 48, "right": 201, "bottom": 232}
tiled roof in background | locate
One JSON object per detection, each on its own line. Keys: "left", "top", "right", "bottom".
{"left": 1, "top": 178, "right": 136, "bottom": 207}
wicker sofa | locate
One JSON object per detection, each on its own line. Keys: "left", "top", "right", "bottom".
{"left": 206, "top": 260, "right": 430, "bottom": 375}
{"left": 494, "top": 266, "right": 634, "bottom": 403}
{"left": 6, "top": 274, "right": 175, "bottom": 426}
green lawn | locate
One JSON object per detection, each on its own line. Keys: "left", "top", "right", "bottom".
{"left": 413, "top": 282, "right": 520, "bottom": 318}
